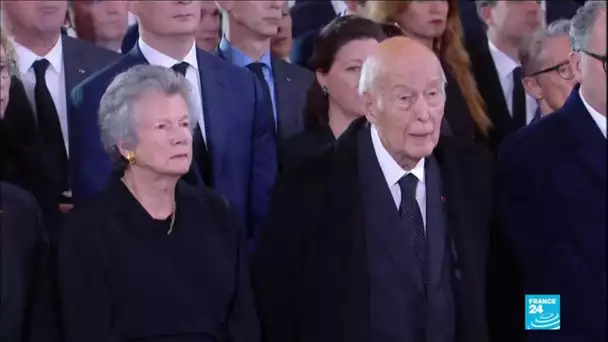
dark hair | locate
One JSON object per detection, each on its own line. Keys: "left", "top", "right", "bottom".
{"left": 380, "top": 22, "right": 406, "bottom": 38}
{"left": 304, "top": 16, "right": 385, "bottom": 129}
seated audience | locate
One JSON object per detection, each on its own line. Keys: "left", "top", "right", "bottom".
{"left": 368, "top": 0, "right": 491, "bottom": 143}
{"left": 271, "top": 1, "right": 293, "bottom": 62}
{"left": 520, "top": 19, "right": 576, "bottom": 120}
{"left": 497, "top": 2, "right": 606, "bottom": 341}
{"left": 280, "top": 15, "right": 385, "bottom": 170}
{"left": 59, "top": 65, "right": 259, "bottom": 342}
{"left": 68, "top": 0, "right": 129, "bottom": 53}
{"left": 253, "top": 36, "right": 493, "bottom": 342}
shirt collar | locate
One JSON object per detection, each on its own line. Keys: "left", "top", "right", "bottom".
{"left": 331, "top": 0, "right": 347, "bottom": 16}
{"left": 488, "top": 39, "right": 520, "bottom": 80}
{"left": 218, "top": 36, "right": 273, "bottom": 70}
{"left": 138, "top": 37, "right": 198, "bottom": 70}
{"left": 13, "top": 35, "right": 63, "bottom": 75}
{"left": 371, "top": 124, "right": 426, "bottom": 189}
{"left": 579, "top": 88, "right": 607, "bottom": 138}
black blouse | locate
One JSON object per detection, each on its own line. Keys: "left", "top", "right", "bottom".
{"left": 58, "top": 176, "right": 259, "bottom": 342}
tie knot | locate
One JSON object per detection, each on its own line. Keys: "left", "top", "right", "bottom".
{"left": 171, "top": 62, "right": 189, "bottom": 76}
{"left": 246, "top": 62, "right": 266, "bottom": 76}
{"left": 32, "top": 59, "right": 50, "bottom": 79}
{"left": 398, "top": 173, "right": 418, "bottom": 200}
{"left": 512, "top": 66, "right": 523, "bottom": 79}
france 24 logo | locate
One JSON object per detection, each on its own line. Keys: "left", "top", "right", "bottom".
{"left": 525, "top": 295, "right": 560, "bottom": 330}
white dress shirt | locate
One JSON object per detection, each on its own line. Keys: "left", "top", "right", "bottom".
{"left": 13, "top": 37, "right": 70, "bottom": 155}
{"left": 138, "top": 38, "right": 207, "bottom": 142}
{"left": 488, "top": 40, "right": 538, "bottom": 125}
{"left": 580, "top": 88, "right": 607, "bottom": 138}
{"left": 371, "top": 125, "right": 427, "bottom": 231}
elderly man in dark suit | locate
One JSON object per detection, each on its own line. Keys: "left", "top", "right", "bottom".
{"left": 0, "top": 182, "right": 59, "bottom": 342}
{"left": 1, "top": 0, "right": 120, "bottom": 223}
{"left": 253, "top": 36, "right": 493, "bottom": 342}
{"left": 497, "top": 2, "right": 606, "bottom": 341}
{"left": 69, "top": 1, "right": 277, "bottom": 235}
{"left": 217, "top": 0, "right": 314, "bottom": 143}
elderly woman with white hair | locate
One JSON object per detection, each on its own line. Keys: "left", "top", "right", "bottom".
{"left": 58, "top": 65, "right": 260, "bottom": 342}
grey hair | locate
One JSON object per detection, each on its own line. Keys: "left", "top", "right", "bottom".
{"left": 519, "top": 19, "right": 571, "bottom": 76}
{"left": 570, "top": 0, "right": 606, "bottom": 51}
{"left": 98, "top": 65, "right": 197, "bottom": 161}
{"left": 358, "top": 54, "right": 448, "bottom": 96}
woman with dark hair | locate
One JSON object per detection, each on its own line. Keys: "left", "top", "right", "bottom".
{"left": 368, "top": 0, "right": 492, "bottom": 144}
{"left": 280, "top": 15, "right": 385, "bottom": 170}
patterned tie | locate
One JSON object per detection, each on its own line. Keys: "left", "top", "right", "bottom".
{"left": 398, "top": 173, "right": 428, "bottom": 285}
{"left": 171, "top": 62, "right": 211, "bottom": 186}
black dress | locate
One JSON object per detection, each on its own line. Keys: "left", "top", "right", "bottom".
{"left": 58, "top": 176, "right": 259, "bottom": 342}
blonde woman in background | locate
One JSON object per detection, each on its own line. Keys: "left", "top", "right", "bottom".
{"left": 368, "top": 0, "right": 492, "bottom": 145}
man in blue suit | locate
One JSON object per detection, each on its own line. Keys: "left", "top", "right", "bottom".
{"left": 496, "top": 2, "right": 606, "bottom": 341}
{"left": 69, "top": 1, "right": 277, "bottom": 233}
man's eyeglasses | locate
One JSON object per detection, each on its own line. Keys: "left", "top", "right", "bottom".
{"left": 530, "top": 61, "right": 574, "bottom": 80}
{"left": 580, "top": 50, "right": 607, "bottom": 73}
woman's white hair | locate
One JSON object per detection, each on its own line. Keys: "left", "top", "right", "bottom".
{"left": 98, "top": 65, "right": 197, "bottom": 161}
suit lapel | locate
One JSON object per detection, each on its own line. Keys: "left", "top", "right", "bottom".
{"left": 271, "top": 57, "right": 301, "bottom": 138}
{"left": 196, "top": 49, "right": 228, "bottom": 180}
{"left": 425, "top": 156, "right": 448, "bottom": 289}
{"left": 62, "top": 36, "right": 91, "bottom": 105}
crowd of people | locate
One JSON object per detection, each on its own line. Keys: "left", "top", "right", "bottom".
{"left": 0, "top": 1, "right": 604, "bottom": 342}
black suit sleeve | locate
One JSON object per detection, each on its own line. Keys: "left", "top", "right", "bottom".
{"left": 58, "top": 211, "right": 118, "bottom": 342}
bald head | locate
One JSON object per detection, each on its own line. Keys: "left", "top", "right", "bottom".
{"left": 360, "top": 36, "right": 447, "bottom": 170}
{"left": 359, "top": 36, "right": 445, "bottom": 96}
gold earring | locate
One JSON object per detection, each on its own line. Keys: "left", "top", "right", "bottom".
{"left": 126, "top": 151, "right": 136, "bottom": 165}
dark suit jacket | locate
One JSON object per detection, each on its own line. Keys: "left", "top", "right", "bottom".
{"left": 252, "top": 117, "right": 493, "bottom": 342}
{"left": 291, "top": 0, "right": 336, "bottom": 39}
{"left": 0, "top": 182, "right": 59, "bottom": 342}
{"left": 69, "top": 44, "right": 277, "bottom": 232}
{"left": 279, "top": 125, "right": 335, "bottom": 171}
{"left": 58, "top": 176, "right": 259, "bottom": 342}
{"left": 215, "top": 48, "right": 314, "bottom": 140}
{"left": 496, "top": 86, "right": 606, "bottom": 341}
{"left": 0, "top": 77, "right": 60, "bottom": 230}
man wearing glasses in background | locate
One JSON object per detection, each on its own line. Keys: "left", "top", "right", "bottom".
{"left": 519, "top": 19, "right": 577, "bottom": 122}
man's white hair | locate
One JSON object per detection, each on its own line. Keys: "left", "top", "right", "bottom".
{"left": 358, "top": 54, "right": 448, "bottom": 96}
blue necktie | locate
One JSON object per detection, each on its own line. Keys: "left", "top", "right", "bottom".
{"left": 398, "top": 173, "right": 428, "bottom": 285}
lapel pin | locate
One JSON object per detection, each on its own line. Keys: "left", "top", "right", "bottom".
{"left": 78, "top": 68, "right": 86, "bottom": 74}
{"left": 441, "top": 195, "right": 446, "bottom": 203}
{"left": 285, "top": 77, "right": 292, "bottom": 82}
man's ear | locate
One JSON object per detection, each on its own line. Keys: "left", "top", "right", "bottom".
{"left": 568, "top": 51, "right": 583, "bottom": 84}
{"left": 523, "top": 76, "right": 543, "bottom": 101}
{"left": 363, "top": 91, "right": 378, "bottom": 125}
{"left": 480, "top": 5, "right": 495, "bottom": 27}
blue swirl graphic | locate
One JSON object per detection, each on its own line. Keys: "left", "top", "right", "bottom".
{"left": 528, "top": 313, "right": 560, "bottom": 330}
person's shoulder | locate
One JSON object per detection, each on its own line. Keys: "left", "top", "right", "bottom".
{"left": 438, "top": 136, "right": 493, "bottom": 167}
{"left": 200, "top": 49, "right": 256, "bottom": 83}
{"left": 63, "top": 35, "right": 120, "bottom": 61}
{"left": 275, "top": 57, "right": 314, "bottom": 80}
{"left": 70, "top": 54, "right": 138, "bottom": 101}
{"left": 0, "top": 181, "right": 39, "bottom": 212}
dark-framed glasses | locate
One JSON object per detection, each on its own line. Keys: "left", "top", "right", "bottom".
{"left": 580, "top": 50, "right": 607, "bottom": 73}
{"left": 530, "top": 61, "right": 574, "bottom": 80}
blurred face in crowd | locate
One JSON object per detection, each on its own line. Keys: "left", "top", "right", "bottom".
{"left": 523, "top": 35, "right": 575, "bottom": 115}
{"left": 195, "top": 1, "right": 221, "bottom": 51}
{"left": 482, "top": 1, "right": 543, "bottom": 46}
{"left": 131, "top": 1, "right": 200, "bottom": 37}
{"left": 226, "top": 0, "right": 283, "bottom": 39}
{"left": 71, "top": 0, "right": 128, "bottom": 45}
{"left": 395, "top": 1, "right": 448, "bottom": 44}
{"left": 317, "top": 39, "right": 380, "bottom": 119}
{"left": 2, "top": 0, "right": 67, "bottom": 36}
{"left": 0, "top": 45, "right": 12, "bottom": 118}
{"left": 570, "top": 8, "right": 607, "bottom": 115}
{"left": 364, "top": 37, "right": 445, "bottom": 169}
{"left": 124, "top": 92, "right": 193, "bottom": 177}
{"left": 271, "top": 1, "right": 292, "bottom": 60}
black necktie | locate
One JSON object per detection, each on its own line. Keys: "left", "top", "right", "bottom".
{"left": 171, "top": 62, "right": 211, "bottom": 186}
{"left": 398, "top": 173, "right": 428, "bottom": 285}
{"left": 32, "top": 59, "right": 68, "bottom": 191}
{"left": 512, "top": 66, "right": 527, "bottom": 129}
{"left": 246, "top": 62, "right": 277, "bottom": 132}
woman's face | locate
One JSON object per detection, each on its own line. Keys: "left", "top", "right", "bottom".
{"left": 0, "top": 45, "right": 12, "bottom": 119}
{"left": 396, "top": 1, "right": 449, "bottom": 43}
{"left": 124, "top": 92, "right": 193, "bottom": 177}
{"left": 317, "top": 38, "right": 380, "bottom": 118}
